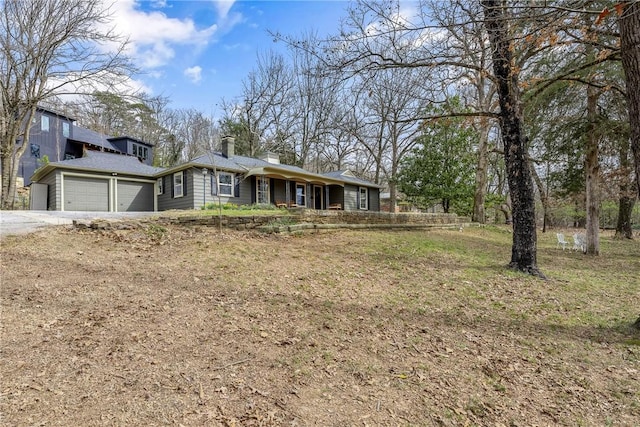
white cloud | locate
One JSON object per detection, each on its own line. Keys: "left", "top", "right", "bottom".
{"left": 106, "top": 0, "right": 219, "bottom": 70}
{"left": 184, "top": 66, "right": 203, "bottom": 84}
{"left": 214, "top": 0, "right": 236, "bottom": 19}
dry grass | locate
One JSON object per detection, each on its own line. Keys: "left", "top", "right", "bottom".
{"left": 1, "top": 224, "right": 638, "bottom": 426}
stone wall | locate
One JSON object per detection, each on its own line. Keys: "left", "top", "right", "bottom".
{"left": 158, "top": 210, "right": 471, "bottom": 231}
{"left": 297, "top": 210, "right": 469, "bottom": 225}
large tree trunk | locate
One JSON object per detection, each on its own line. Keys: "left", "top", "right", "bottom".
{"left": 482, "top": 0, "right": 543, "bottom": 277}
{"left": 585, "top": 83, "right": 600, "bottom": 255}
{"left": 619, "top": 2, "right": 640, "bottom": 199}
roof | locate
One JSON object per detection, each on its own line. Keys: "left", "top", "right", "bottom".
{"left": 322, "top": 170, "right": 383, "bottom": 188}
{"left": 30, "top": 149, "right": 380, "bottom": 189}
{"left": 175, "top": 153, "right": 352, "bottom": 187}
{"left": 69, "top": 127, "right": 121, "bottom": 152}
{"left": 31, "top": 151, "right": 165, "bottom": 182}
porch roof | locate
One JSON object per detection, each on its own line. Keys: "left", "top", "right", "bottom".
{"left": 244, "top": 166, "right": 345, "bottom": 187}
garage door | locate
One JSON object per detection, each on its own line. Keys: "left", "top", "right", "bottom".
{"left": 64, "top": 176, "right": 109, "bottom": 211}
{"left": 117, "top": 181, "right": 154, "bottom": 212}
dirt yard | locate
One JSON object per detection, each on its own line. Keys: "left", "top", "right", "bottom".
{"left": 1, "top": 223, "right": 639, "bottom": 426}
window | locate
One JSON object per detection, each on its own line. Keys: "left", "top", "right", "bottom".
{"left": 173, "top": 172, "right": 183, "bottom": 198}
{"left": 132, "top": 143, "right": 148, "bottom": 160}
{"left": 41, "top": 115, "right": 49, "bottom": 132}
{"left": 30, "top": 143, "right": 40, "bottom": 158}
{"left": 296, "top": 183, "right": 306, "bottom": 207}
{"left": 256, "top": 177, "right": 270, "bottom": 204}
{"left": 218, "top": 172, "right": 233, "bottom": 196}
{"left": 62, "top": 122, "right": 70, "bottom": 137}
{"left": 157, "top": 177, "right": 164, "bottom": 195}
{"left": 359, "top": 187, "right": 368, "bottom": 210}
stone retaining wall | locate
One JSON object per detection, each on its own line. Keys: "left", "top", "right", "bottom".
{"left": 157, "top": 210, "right": 471, "bottom": 231}
{"left": 297, "top": 210, "right": 469, "bottom": 225}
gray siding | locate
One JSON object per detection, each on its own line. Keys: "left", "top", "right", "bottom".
{"left": 37, "top": 170, "right": 59, "bottom": 210}
{"left": 344, "top": 185, "right": 358, "bottom": 211}
{"left": 198, "top": 171, "right": 252, "bottom": 208}
{"left": 157, "top": 169, "right": 195, "bottom": 211}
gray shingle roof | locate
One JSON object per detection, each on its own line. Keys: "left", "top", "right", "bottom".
{"left": 190, "top": 153, "right": 247, "bottom": 172}
{"left": 50, "top": 151, "right": 164, "bottom": 176}
{"left": 322, "top": 170, "right": 382, "bottom": 188}
{"left": 69, "top": 127, "right": 120, "bottom": 152}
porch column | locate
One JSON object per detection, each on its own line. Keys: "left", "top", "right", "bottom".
{"left": 325, "top": 186, "right": 330, "bottom": 210}
{"left": 285, "top": 180, "right": 290, "bottom": 206}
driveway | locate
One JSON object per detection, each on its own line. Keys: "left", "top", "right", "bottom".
{"left": 0, "top": 211, "right": 158, "bottom": 238}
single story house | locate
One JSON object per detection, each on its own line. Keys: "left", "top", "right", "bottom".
{"left": 29, "top": 137, "right": 382, "bottom": 212}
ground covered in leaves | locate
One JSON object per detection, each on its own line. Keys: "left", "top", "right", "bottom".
{"left": 1, "top": 223, "right": 639, "bottom": 426}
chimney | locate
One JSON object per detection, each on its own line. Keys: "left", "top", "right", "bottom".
{"left": 222, "top": 136, "right": 235, "bottom": 158}
{"left": 260, "top": 152, "right": 280, "bottom": 164}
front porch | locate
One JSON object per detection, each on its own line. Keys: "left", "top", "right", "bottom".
{"left": 251, "top": 175, "right": 345, "bottom": 211}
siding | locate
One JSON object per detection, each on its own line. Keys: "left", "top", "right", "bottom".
{"left": 21, "top": 110, "right": 72, "bottom": 185}
{"left": 157, "top": 169, "right": 195, "bottom": 211}
{"left": 157, "top": 169, "right": 254, "bottom": 211}
{"left": 35, "top": 170, "right": 59, "bottom": 210}
{"left": 203, "top": 172, "right": 252, "bottom": 207}
{"left": 344, "top": 185, "right": 358, "bottom": 211}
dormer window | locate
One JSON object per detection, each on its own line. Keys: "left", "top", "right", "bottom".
{"left": 132, "top": 143, "right": 148, "bottom": 160}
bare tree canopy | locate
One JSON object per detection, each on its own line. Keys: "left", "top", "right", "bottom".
{"left": 0, "top": 0, "right": 133, "bottom": 208}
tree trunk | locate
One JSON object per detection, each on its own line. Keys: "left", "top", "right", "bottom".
{"left": 615, "top": 195, "right": 635, "bottom": 239}
{"left": 531, "top": 160, "right": 552, "bottom": 232}
{"left": 472, "top": 120, "right": 490, "bottom": 223}
{"left": 585, "top": 83, "right": 600, "bottom": 255}
{"left": 615, "top": 136, "right": 635, "bottom": 239}
{"left": 482, "top": 0, "right": 543, "bottom": 277}
{"left": 619, "top": 2, "right": 640, "bottom": 199}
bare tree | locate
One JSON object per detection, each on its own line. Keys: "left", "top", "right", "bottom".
{"left": 0, "top": 0, "right": 132, "bottom": 209}
{"left": 481, "top": 0, "right": 543, "bottom": 276}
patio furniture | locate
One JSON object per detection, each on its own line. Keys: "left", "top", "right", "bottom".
{"left": 572, "top": 233, "right": 586, "bottom": 252}
{"left": 556, "top": 233, "right": 569, "bottom": 250}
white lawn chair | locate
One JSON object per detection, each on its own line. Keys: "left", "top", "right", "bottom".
{"left": 573, "top": 233, "right": 586, "bottom": 252}
{"left": 556, "top": 233, "right": 569, "bottom": 250}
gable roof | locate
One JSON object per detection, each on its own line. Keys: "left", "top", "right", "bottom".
{"left": 31, "top": 151, "right": 164, "bottom": 181}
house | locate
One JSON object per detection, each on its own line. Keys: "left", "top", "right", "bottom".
{"left": 30, "top": 136, "right": 382, "bottom": 212}
{"left": 17, "top": 107, "right": 154, "bottom": 187}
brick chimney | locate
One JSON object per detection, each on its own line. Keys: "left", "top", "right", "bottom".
{"left": 222, "top": 136, "right": 235, "bottom": 158}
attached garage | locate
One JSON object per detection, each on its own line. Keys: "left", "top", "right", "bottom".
{"left": 63, "top": 176, "right": 109, "bottom": 211}
{"left": 117, "top": 181, "right": 154, "bottom": 212}
{"left": 30, "top": 151, "right": 162, "bottom": 212}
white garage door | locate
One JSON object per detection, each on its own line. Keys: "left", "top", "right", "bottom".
{"left": 63, "top": 176, "right": 109, "bottom": 211}
{"left": 117, "top": 181, "right": 154, "bottom": 212}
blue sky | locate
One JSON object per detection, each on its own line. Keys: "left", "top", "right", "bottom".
{"left": 110, "top": 1, "right": 350, "bottom": 112}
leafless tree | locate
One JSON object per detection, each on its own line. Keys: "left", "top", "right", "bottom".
{"left": 0, "top": 0, "right": 133, "bottom": 208}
